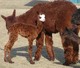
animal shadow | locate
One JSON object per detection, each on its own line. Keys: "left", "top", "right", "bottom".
{"left": 24, "top": 1, "right": 48, "bottom": 6}
{"left": 54, "top": 47, "right": 64, "bottom": 63}
{"left": 11, "top": 45, "right": 37, "bottom": 62}
{"left": 11, "top": 45, "right": 64, "bottom": 63}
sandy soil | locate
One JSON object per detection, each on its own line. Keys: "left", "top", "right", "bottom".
{"left": 0, "top": 0, "right": 80, "bottom": 68}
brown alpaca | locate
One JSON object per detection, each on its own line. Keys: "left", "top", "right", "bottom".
{"left": 30, "top": 1, "right": 80, "bottom": 65}
{"left": 1, "top": 1, "right": 80, "bottom": 65}
{"left": 29, "top": 1, "right": 80, "bottom": 65}
{"left": 1, "top": 11, "right": 44, "bottom": 64}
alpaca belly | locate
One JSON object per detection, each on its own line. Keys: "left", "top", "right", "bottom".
{"left": 45, "top": 28, "right": 58, "bottom": 33}
{"left": 44, "top": 22, "right": 58, "bottom": 33}
{"left": 19, "top": 30, "right": 29, "bottom": 38}
{"left": 19, "top": 29, "right": 38, "bottom": 39}
{"left": 20, "top": 33, "right": 28, "bottom": 38}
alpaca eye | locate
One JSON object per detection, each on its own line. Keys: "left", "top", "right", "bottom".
{"left": 39, "top": 16, "right": 41, "bottom": 19}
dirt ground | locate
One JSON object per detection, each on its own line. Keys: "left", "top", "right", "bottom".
{"left": 0, "top": 0, "right": 80, "bottom": 68}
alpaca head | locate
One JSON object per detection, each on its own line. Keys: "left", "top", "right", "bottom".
{"left": 35, "top": 12, "right": 46, "bottom": 34}
{"left": 39, "top": 13, "right": 45, "bottom": 22}
{"left": 1, "top": 9, "right": 16, "bottom": 29}
{"left": 36, "top": 12, "right": 46, "bottom": 26}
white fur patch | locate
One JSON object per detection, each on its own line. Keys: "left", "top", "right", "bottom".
{"left": 39, "top": 14, "right": 45, "bottom": 22}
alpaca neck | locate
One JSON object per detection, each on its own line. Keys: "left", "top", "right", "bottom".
{"left": 37, "top": 21, "right": 43, "bottom": 34}
{"left": 16, "top": 10, "right": 31, "bottom": 23}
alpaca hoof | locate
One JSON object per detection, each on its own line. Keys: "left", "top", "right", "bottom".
{"left": 30, "top": 60, "right": 35, "bottom": 64}
{"left": 34, "top": 58, "right": 39, "bottom": 61}
{"left": 4, "top": 58, "right": 8, "bottom": 62}
{"left": 72, "top": 62, "right": 76, "bottom": 64}
{"left": 72, "top": 61, "right": 78, "bottom": 64}
{"left": 48, "top": 57, "right": 55, "bottom": 61}
{"left": 9, "top": 60, "right": 14, "bottom": 63}
{"left": 63, "top": 62, "right": 71, "bottom": 66}
{"left": 72, "top": 58, "right": 78, "bottom": 64}
{"left": 4, "top": 57, "right": 14, "bottom": 63}
{"left": 34, "top": 56, "right": 40, "bottom": 61}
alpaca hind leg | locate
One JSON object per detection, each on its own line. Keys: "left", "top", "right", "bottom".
{"left": 63, "top": 45, "right": 73, "bottom": 66}
{"left": 28, "top": 39, "right": 35, "bottom": 64}
{"left": 62, "top": 38, "right": 73, "bottom": 65}
{"left": 72, "top": 28, "right": 79, "bottom": 64}
{"left": 4, "top": 33, "right": 18, "bottom": 63}
{"left": 72, "top": 41, "right": 79, "bottom": 64}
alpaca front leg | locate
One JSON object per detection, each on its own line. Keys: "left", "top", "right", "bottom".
{"left": 72, "top": 42, "right": 79, "bottom": 64}
{"left": 28, "top": 39, "right": 35, "bottom": 64}
{"left": 63, "top": 41, "right": 79, "bottom": 65}
{"left": 63, "top": 45, "right": 73, "bottom": 66}
{"left": 60, "top": 26, "right": 79, "bottom": 65}
{"left": 61, "top": 36, "right": 73, "bottom": 65}
{"left": 45, "top": 33, "right": 54, "bottom": 61}
{"left": 72, "top": 28, "right": 79, "bottom": 64}
{"left": 4, "top": 33, "right": 18, "bottom": 63}
{"left": 34, "top": 32, "right": 44, "bottom": 61}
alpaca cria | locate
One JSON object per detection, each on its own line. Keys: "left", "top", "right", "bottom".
{"left": 1, "top": 11, "right": 45, "bottom": 64}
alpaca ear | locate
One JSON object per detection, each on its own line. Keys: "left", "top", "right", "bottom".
{"left": 1, "top": 15, "right": 6, "bottom": 20}
{"left": 12, "top": 9, "right": 16, "bottom": 17}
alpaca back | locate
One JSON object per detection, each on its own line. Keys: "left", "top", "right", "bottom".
{"left": 8, "top": 23, "right": 43, "bottom": 39}
{"left": 26, "top": 1, "right": 77, "bottom": 33}
{"left": 9, "top": 22, "right": 43, "bottom": 39}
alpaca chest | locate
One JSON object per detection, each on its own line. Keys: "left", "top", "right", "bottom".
{"left": 44, "top": 16, "right": 58, "bottom": 33}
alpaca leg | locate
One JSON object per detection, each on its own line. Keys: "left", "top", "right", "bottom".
{"left": 28, "top": 39, "right": 35, "bottom": 64}
{"left": 4, "top": 33, "right": 18, "bottom": 63}
{"left": 34, "top": 32, "right": 44, "bottom": 61}
{"left": 72, "top": 42, "right": 79, "bottom": 64}
{"left": 63, "top": 45, "right": 73, "bottom": 65}
{"left": 72, "top": 28, "right": 79, "bottom": 64}
{"left": 45, "top": 33, "right": 54, "bottom": 61}
{"left": 61, "top": 35, "right": 73, "bottom": 65}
